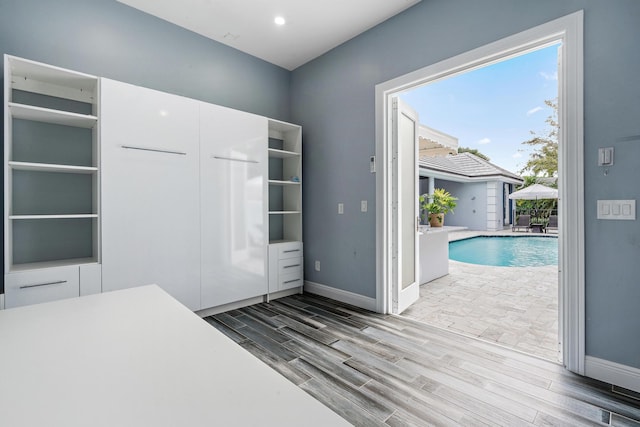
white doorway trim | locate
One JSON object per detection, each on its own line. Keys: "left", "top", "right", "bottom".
{"left": 374, "top": 11, "right": 584, "bottom": 373}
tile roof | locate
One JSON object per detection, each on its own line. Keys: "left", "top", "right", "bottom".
{"left": 419, "top": 152, "right": 523, "bottom": 182}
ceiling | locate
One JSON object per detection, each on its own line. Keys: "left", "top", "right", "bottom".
{"left": 117, "top": 0, "right": 421, "bottom": 71}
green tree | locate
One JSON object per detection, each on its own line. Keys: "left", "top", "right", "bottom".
{"left": 458, "top": 146, "right": 490, "bottom": 161}
{"left": 519, "top": 98, "right": 558, "bottom": 177}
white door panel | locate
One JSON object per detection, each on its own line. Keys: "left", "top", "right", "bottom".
{"left": 100, "top": 79, "right": 201, "bottom": 310}
{"left": 200, "top": 102, "right": 268, "bottom": 309}
{"left": 392, "top": 97, "right": 420, "bottom": 314}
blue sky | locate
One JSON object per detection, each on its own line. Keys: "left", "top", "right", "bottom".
{"left": 399, "top": 44, "right": 559, "bottom": 174}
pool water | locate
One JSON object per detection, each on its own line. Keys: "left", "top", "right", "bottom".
{"left": 449, "top": 236, "right": 558, "bottom": 267}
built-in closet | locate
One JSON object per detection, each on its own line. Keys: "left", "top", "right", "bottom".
{"left": 3, "top": 55, "right": 303, "bottom": 312}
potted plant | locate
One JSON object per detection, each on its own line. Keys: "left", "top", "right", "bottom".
{"left": 420, "top": 188, "right": 457, "bottom": 227}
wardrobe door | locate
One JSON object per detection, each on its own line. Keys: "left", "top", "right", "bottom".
{"left": 200, "top": 102, "right": 268, "bottom": 309}
{"left": 100, "top": 79, "right": 201, "bottom": 310}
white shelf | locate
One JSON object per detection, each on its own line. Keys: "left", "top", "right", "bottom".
{"left": 268, "top": 179, "right": 301, "bottom": 186}
{"left": 9, "top": 102, "right": 98, "bottom": 128}
{"left": 9, "top": 161, "right": 98, "bottom": 174}
{"left": 8, "top": 55, "right": 97, "bottom": 103}
{"left": 268, "top": 148, "right": 300, "bottom": 159}
{"left": 269, "top": 211, "right": 301, "bottom": 215}
{"left": 9, "top": 257, "right": 99, "bottom": 273}
{"left": 10, "top": 214, "right": 98, "bottom": 220}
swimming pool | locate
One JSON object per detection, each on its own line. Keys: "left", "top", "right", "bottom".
{"left": 449, "top": 236, "right": 558, "bottom": 267}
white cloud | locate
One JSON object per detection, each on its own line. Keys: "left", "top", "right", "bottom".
{"left": 512, "top": 152, "right": 523, "bottom": 159}
{"left": 477, "top": 137, "right": 491, "bottom": 145}
{"left": 539, "top": 71, "right": 558, "bottom": 81}
{"left": 527, "top": 106, "right": 543, "bottom": 116}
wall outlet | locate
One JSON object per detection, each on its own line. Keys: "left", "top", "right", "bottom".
{"left": 338, "top": 203, "right": 344, "bottom": 214}
{"left": 315, "top": 260, "right": 320, "bottom": 271}
{"left": 361, "top": 200, "right": 368, "bottom": 212}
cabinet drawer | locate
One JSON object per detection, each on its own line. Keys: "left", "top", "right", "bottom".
{"left": 279, "top": 272, "right": 303, "bottom": 291}
{"left": 5, "top": 266, "right": 80, "bottom": 308}
{"left": 279, "top": 257, "right": 303, "bottom": 277}
{"left": 277, "top": 242, "right": 303, "bottom": 260}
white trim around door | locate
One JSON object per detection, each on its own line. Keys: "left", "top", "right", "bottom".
{"left": 375, "top": 11, "right": 584, "bottom": 374}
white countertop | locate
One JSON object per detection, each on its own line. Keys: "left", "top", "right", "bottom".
{"left": 419, "top": 225, "right": 467, "bottom": 235}
{"left": 0, "top": 285, "right": 351, "bottom": 427}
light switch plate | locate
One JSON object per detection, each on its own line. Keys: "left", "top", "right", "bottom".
{"left": 338, "top": 203, "right": 344, "bottom": 214}
{"left": 598, "top": 147, "right": 614, "bottom": 166}
{"left": 361, "top": 200, "right": 368, "bottom": 212}
{"left": 597, "top": 200, "right": 635, "bottom": 220}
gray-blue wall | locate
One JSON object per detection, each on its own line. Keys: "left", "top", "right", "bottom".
{"left": 291, "top": 0, "right": 640, "bottom": 369}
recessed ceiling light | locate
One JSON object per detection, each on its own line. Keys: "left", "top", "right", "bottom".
{"left": 274, "top": 16, "right": 286, "bottom": 26}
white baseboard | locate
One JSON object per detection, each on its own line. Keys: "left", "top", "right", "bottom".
{"left": 585, "top": 356, "right": 640, "bottom": 394}
{"left": 304, "top": 280, "right": 377, "bottom": 312}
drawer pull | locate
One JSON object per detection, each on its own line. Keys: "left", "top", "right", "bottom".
{"left": 283, "top": 264, "right": 301, "bottom": 269}
{"left": 19, "top": 280, "right": 67, "bottom": 290}
{"left": 212, "top": 155, "right": 259, "bottom": 164}
{"left": 283, "top": 249, "right": 300, "bottom": 253}
{"left": 122, "top": 145, "right": 187, "bottom": 156}
{"left": 283, "top": 279, "right": 301, "bottom": 285}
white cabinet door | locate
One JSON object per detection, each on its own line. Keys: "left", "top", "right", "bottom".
{"left": 100, "top": 79, "right": 201, "bottom": 310}
{"left": 200, "top": 102, "right": 268, "bottom": 309}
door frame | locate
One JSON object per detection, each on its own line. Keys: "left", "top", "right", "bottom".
{"left": 374, "top": 11, "right": 584, "bottom": 373}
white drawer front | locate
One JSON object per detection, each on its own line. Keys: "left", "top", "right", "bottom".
{"left": 5, "top": 266, "right": 80, "bottom": 308}
{"left": 279, "top": 272, "right": 303, "bottom": 291}
{"left": 278, "top": 257, "right": 303, "bottom": 277}
{"left": 278, "top": 242, "right": 303, "bottom": 260}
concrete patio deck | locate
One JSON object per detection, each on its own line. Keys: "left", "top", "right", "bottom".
{"left": 403, "top": 229, "right": 560, "bottom": 362}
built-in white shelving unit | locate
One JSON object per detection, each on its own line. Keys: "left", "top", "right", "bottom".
{"left": 267, "top": 120, "right": 303, "bottom": 294}
{"left": 4, "top": 55, "right": 101, "bottom": 307}
{"left": 268, "top": 120, "right": 302, "bottom": 244}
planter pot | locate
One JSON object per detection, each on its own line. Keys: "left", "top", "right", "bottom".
{"left": 429, "top": 213, "right": 444, "bottom": 227}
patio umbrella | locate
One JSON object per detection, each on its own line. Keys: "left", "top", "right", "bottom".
{"left": 508, "top": 183, "right": 558, "bottom": 200}
{"left": 508, "top": 183, "right": 558, "bottom": 221}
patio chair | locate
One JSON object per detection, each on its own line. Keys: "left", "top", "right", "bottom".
{"left": 546, "top": 214, "right": 558, "bottom": 233}
{"left": 512, "top": 214, "right": 531, "bottom": 232}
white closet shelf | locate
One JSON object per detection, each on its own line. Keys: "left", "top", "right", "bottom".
{"left": 10, "top": 257, "right": 99, "bottom": 272}
{"left": 269, "top": 211, "right": 301, "bottom": 215}
{"left": 10, "top": 214, "right": 98, "bottom": 220}
{"left": 268, "top": 148, "right": 300, "bottom": 159}
{"left": 268, "top": 179, "right": 301, "bottom": 186}
{"left": 9, "top": 161, "right": 98, "bottom": 174}
{"left": 9, "top": 102, "right": 97, "bottom": 128}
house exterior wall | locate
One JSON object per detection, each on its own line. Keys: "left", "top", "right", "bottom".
{"left": 436, "top": 181, "right": 487, "bottom": 231}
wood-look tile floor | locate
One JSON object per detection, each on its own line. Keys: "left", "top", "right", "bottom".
{"left": 204, "top": 293, "right": 640, "bottom": 427}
